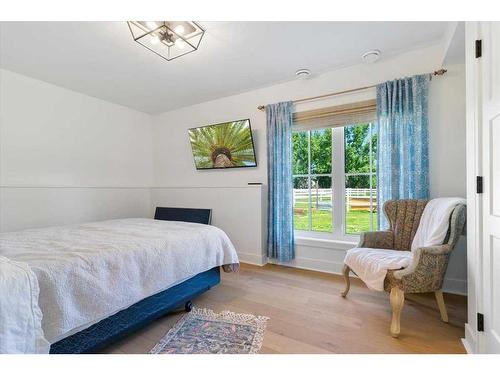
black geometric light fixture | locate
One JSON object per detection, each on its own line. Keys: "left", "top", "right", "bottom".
{"left": 127, "top": 21, "right": 205, "bottom": 61}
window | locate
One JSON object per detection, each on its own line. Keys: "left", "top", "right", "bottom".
{"left": 292, "top": 128, "right": 333, "bottom": 232}
{"left": 292, "top": 123, "right": 378, "bottom": 239}
{"left": 344, "top": 123, "right": 378, "bottom": 234}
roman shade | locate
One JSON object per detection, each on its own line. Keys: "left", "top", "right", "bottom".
{"left": 293, "top": 99, "right": 377, "bottom": 131}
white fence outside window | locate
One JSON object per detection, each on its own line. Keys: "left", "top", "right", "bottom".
{"left": 293, "top": 188, "right": 375, "bottom": 200}
{"left": 293, "top": 188, "right": 377, "bottom": 211}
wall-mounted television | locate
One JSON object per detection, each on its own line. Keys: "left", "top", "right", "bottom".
{"left": 188, "top": 119, "right": 257, "bottom": 170}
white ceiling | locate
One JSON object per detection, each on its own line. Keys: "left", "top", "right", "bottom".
{"left": 0, "top": 22, "right": 451, "bottom": 114}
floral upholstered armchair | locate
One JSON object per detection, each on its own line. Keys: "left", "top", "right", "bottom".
{"left": 341, "top": 199, "right": 466, "bottom": 337}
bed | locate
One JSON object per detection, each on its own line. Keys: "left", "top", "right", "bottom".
{"left": 0, "top": 207, "right": 239, "bottom": 354}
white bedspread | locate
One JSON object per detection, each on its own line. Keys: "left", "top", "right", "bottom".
{"left": 0, "top": 256, "right": 50, "bottom": 353}
{"left": 344, "top": 247, "right": 413, "bottom": 291}
{"left": 0, "top": 218, "right": 239, "bottom": 346}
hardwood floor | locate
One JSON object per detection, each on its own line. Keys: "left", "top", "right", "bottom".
{"left": 101, "top": 263, "right": 467, "bottom": 354}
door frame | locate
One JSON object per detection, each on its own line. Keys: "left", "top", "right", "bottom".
{"left": 463, "top": 21, "right": 484, "bottom": 354}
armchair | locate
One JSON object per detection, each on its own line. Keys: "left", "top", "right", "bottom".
{"left": 341, "top": 199, "right": 466, "bottom": 337}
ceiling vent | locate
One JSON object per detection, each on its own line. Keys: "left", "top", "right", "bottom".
{"left": 295, "top": 69, "right": 311, "bottom": 79}
{"left": 362, "top": 50, "right": 381, "bottom": 63}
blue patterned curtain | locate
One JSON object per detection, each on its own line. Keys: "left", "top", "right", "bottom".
{"left": 266, "top": 101, "right": 294, "bottom": 262}
{"left": 376, "top": 74, "right": 430, "bottom": 229}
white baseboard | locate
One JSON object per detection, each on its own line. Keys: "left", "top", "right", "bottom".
{"left": 442, "top": 277, "right": 468, "bottom": 296}
{"left": 237, "top": 251, "right": 267, "bottom": 266}
{"left": 267, "top": 256, "right": 344, "bottom": 275}
{"left": 461, "top": 338, "right": 473, "bottom": 354}
{"left": 462, "top": 323, "right": 477, "bottom": 354}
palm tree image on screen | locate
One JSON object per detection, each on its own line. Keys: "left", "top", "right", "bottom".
{"left": 189, "top": 119, "right": 257, "bottom": 169}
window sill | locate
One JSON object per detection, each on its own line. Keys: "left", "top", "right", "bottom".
{"left": 295, "top": 236, "right": 357, "bottom": 250}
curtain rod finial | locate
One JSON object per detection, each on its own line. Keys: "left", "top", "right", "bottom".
{"left": 258, "top": 105, "right": 266, "bottom": 111}
{"left": 434, "top": 68, "right": 447, "bottom": 76}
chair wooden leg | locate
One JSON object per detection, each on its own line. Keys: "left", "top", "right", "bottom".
{"left": 389, "top": 287, "right": 404, "bottom": 338}
{"left": 341, "top": 264, "right": 351, "bottom": 298}
{"left": 435, "top": 290, "right": 449, "bottom": 323}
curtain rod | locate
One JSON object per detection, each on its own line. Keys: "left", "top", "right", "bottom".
{"left": 257, "top": 68, "right": 447, "bottom": 111}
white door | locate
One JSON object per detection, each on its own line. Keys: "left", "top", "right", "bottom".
{"left": 480, "top": 21, "right": 500, "bottom": 354}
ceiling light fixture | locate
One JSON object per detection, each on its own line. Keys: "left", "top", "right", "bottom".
{"left": 146, "top": 21, "right": 158, "bottom": 30}
{"left": 175, "top": 38, "right": 186, "bottom": 49}
{"left": 150, "top": 35, "right": 160, "bottom": 45}
{"left": 127, "top": 21, "right": 205, "bottom": 61}
{"left": 362, "top": 49, "right": 381, "bottom": 63}
{"left": 174, "top": 25, "right": 185, "bottom": 35}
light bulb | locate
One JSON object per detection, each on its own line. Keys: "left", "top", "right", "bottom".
{"left": 150, "top": 35, "right": 160, "bottom": 45}
{"left": 175, "top": 38, "right": 186, "bottom": 49}
{"left": 146, "top": 21, "right": 158, "bottom": 30}
{"left": 174, "top": 24, "right": 185, "bottom": 35}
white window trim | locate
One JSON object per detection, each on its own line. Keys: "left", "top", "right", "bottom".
{"left": 293, "top": 125, "right": 376, "bottom": 242}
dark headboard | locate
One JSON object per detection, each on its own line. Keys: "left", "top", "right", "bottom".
{"left": 154, "top": 207, "right": 212, "bottom": 225}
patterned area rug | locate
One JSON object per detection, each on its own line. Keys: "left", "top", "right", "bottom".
{"left": 150, "top": 307, "right": 269, "bottom": 354}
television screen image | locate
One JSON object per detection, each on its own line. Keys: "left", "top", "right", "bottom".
{"left": 188, "top": 119, "right": 257, "bottom": 170}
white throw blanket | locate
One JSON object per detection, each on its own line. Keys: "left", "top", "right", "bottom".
{"left": 344, "top": 248, "right": 413, "bottom": 291}
{"left": 411, "top": 197, "right": 466, "bottom": 251}
{"left": 0, "top": 256, "right": 50, "bottom": 354}
{"left": 0, "top": 218, "right": 239, "bottom": 349}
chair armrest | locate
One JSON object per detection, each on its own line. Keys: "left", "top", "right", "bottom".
{"left": 358, "top": 231, "right": 394, "bottom": 249}
{"left": 391, "top": 244, "right": 452, "bottom": 293}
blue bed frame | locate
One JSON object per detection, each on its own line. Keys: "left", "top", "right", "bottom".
{"left": 49, "top": 267, "right": 220, "bottom": 354}
{"left": 49, "top": 207, "right": 218, "bottom": 354}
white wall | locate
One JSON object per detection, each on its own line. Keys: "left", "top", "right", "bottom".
{"left": 429, "top": 64, "right": 467, "bottom": 199}
{"left": 152, "top": 45, "right": 468, "bottom": 294}
{"left": 428, "top": 63, "right": 467, "bottom": 293}
{"left": 0, "top": 69, "right": 153, "bottom": 231}
{"left": 150, "top": 186, "right": 266, "bottom": 265}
